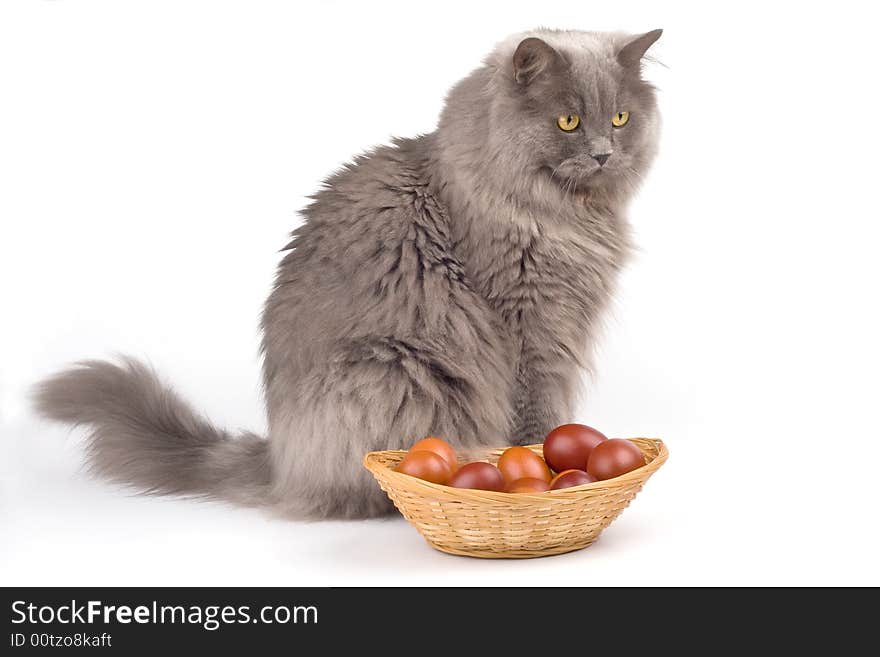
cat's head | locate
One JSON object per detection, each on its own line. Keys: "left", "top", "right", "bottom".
{"left": 441, "top": 29, "right": 662, "bottom": 205}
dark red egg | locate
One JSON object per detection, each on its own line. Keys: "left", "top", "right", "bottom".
{"left": 542, "top": 424, "right": 608, "bottom": 472}
{"left": 549, "top": 469, "right": 598, "bottom": 490}
{"left": 587, "top": 439, "right": 646, "bottom": 481}
{"left": 447, "top": 462, "right": 506, "bottom": 492}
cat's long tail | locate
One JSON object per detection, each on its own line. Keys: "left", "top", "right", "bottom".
{"left": 32, "top": 357, "right": 272, "bottom": 506}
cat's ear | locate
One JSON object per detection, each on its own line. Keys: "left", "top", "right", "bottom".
{"left": 513, "top": 37, "right": 565, "bottom": 85}
{"left": 617, "top": 29, "right": 663, "bottom": 69}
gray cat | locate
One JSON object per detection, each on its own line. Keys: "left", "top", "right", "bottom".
{"left": 34, "top": 28, "right": 662, "bottom": 518}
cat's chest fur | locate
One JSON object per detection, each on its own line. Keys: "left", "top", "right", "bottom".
{"left": 457, "top": 207, "right": 627, "bottom": 365}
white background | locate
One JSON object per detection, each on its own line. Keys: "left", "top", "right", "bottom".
{"left": 2, "top": 0, "right": 879, "bottom": 586}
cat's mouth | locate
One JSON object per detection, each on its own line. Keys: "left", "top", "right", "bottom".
{"left": 542, "top": 163, "right": 604, "bottom": 196}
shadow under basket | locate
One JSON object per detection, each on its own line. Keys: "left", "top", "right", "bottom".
{"left": 363, "top": 438, "right": 668, "bottom": 559}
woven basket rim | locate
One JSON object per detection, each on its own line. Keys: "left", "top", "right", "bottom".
{"left": 364, "top": 437, "right": 667, "bottom": 504}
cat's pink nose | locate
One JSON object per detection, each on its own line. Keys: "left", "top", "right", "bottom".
{"left": 593, "top": 153, "right": 611, "bottom": 166}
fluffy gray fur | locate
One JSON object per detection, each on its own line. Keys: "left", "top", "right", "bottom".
{"left": 34, "top": 28, "right": 662, "bottom": 518}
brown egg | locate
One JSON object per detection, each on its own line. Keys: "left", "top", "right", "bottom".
{"left": 497, "top": 446, "right": 552, "bottom": 484}
{"left": 505, "top": 477, "right": 551, "bottom": 494}
{"left": 542, "top": 424, "right": 608, "bottom": 473}
{"left": 549, "top": 469, "right": 598, "bottom": 490}
{"left": 395, "top": 450, "right": 453, "bottom": 484}
{"left": 587, "top": 439, "right": 646, "bottom": 480}
{"left": 447, "top": 462, "right": 506, "bottom": 491}
{"left": 408, "top": 437, "right": 458, "bottom": 472}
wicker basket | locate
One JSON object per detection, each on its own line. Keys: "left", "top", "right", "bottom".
{"left": 364, "top": 438, "right": 667, "bottom": 559}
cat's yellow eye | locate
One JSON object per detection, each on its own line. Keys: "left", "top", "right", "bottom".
{"left": 612, "top": 111, "right": 630, "bottom": 127}
{"left": 557, "top": 113, "right": 580, "bottom": 131}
